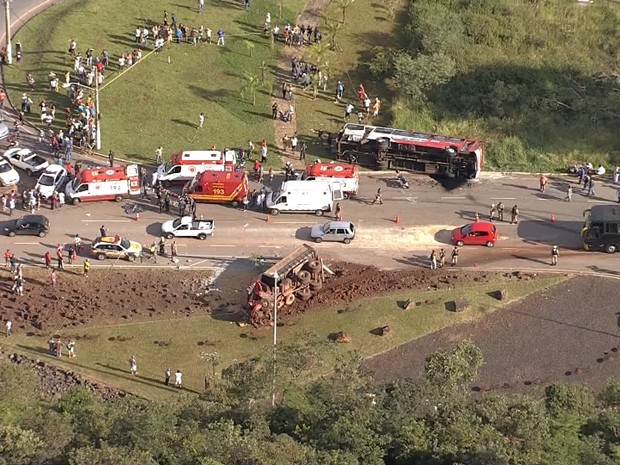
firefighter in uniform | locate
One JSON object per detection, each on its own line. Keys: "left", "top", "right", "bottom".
{"left": 451, "top": 246, "right": 459, "bottom": 266}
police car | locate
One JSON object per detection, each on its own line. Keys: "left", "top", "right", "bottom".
{"left": 91, "top": 236, "right": 143, "bottom": 261}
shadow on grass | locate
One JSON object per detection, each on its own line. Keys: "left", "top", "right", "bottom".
{"left": 171, "top": 118, "right": 197, "bottom": 129}
{"left": 187, "top": 84, "right": 234, "bottom": 102}
{"left": 215, "top": 0, "right": 245, "bottom": 10}
{"left": 107, "top": 33, "right": 135, "bottom": 47}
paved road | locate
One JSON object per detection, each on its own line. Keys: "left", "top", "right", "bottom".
{"left": 1, "top": 162, "right": 617, "bottom": 275}
{"left": 0, "top": 0, "right": 55, "bottom": 45}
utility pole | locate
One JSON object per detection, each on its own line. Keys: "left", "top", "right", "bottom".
{"left": 4, "top": 0, "right": 12, "bottom": 65}
{"left": 271, "top": 272, "right": 278, "bottom": 407}
{"left": 95, "top": 69, "right": 101, "bottom": 150}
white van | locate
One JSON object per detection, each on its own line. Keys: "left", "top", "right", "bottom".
{"left": 266, "top": 180, "right": 344, "bottom": 215}
{"left": 154, "top": 150, "right": 236, "bottom": 184}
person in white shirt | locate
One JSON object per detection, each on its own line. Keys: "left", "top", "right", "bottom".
{"left": 175, "top": 370, "right": 183, "bottom": 387}
{"left": 5, "top": 320, "right": 12, "bottom": 337}
{"left": 135, "top": 27, "right": 141, "bottom": 43}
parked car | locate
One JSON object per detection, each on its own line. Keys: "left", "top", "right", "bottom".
{"left": 91, "top": 236, "right": 143, "bottom": 261}
{"left": 0, "top": 158, "right": 20, "bottom": 186}
{"left": 4, "top": 215, "right": 50, "bottom": 237}
{"left": 161, "top": 216, "right": 214, "bottom": 240}
{"left": 4, "top": 147, "right": 49, "bottom": 176}
{"left": 35, "top": 164, "right": 68, "bottom": 199}
{"left": 451, "top": 221, "right": 498, "bottom": 247}
{"left": 310, "top": 220, "right": 356, "bottom": 244}
{"left": 0, "top": 122, "right": 9, "bottom": 141}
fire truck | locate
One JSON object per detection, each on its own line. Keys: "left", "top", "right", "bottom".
{"left": 65, "top": 164, "right": 140, "bottom": 205}
{"left": 185, "top": 170, "right": 248, "bottom": 206}
{"left": 335, "top": 123, "right": 484, "bottom": 179}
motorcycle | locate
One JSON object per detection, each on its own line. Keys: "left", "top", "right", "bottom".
{"left": 397, "top": 174, "right": 409, "bottom": 189}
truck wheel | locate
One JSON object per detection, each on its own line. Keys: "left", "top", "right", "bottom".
{"left": 297, "top": 288, "right": 312, "bottom": 301}
{"left": 306, "top": 259, "right": 321, "bottom": 272}
{"left": 456, "top": 240, "right": 464, "bottom": 247}
{"left": 285, "top": 294, "right": 296, "bottom": 306}
{"left": 376, "top": 160, "right": 389, "bottom": 170}
{"left": 165, "top": 233, "right": 174, "bottom": 239}
{"left": 114, "top": 195, "right": 123, "bottom": 202}
{"left": 343, "top": 238, "right": 351, "bottom": 244}
{"left": 260, "top": 299, "right": 271, "bottom": 310}
{"left": 97, "top": 254, "right": 106, "bottom": 261}
{"left": 310, "top": 280, "right": 323, "bottom": 291}
{"left": 606, "top": 244, "right": 617, "bottom": 254}
{"left": 198, "top": 233, "right": 207, "bottom": 240}
{"left": 232, "top": 201, "right": 239, "bottom": 207}
{"left": 297, "top": 270, "right": 312, "bottom": 283}
{"left": 315, "top": 210, "right": 324, "bottom": 216}
{"left": 72, "top": 198, "right": 80, "bottom": 205}
{"left": 270, "top": 209, "right": 280, "bottom": 215}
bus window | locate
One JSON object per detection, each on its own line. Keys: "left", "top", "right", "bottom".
{"left": 606, "top": 223, "right": 619, "bottom": 234}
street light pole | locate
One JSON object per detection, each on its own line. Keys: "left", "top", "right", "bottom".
{"left": 271, "top": 272, "right": 278, "bottom": 407}
{"left": 94, "top": 69, "right": 101, "bottom": 150}
{"left": 4, "top": 0, "right": 12, "bottom": 65}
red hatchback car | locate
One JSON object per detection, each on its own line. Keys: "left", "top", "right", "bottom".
{"left": 451, "top": 221, "right": 498, "bottom": 247}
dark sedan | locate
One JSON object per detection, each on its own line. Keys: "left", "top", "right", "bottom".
{"left": 4, "top": 215, "right": 50, "bottom": 237}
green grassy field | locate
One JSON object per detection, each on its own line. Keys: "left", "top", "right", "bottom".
{"left": 5, "top": 0, "right": 304, "bottom": 164}
{"left": 2, "top": 274, "right": 564, "bottom": 399}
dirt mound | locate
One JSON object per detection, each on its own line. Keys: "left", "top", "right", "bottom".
{"left": 2, "top": 348, "right": 126, "bottom": 400}
{"left": 290, "top": 263, "right": 528, "bottom": 315}
{"left": 0, "top": 268, "right": 214, "bottom": 334}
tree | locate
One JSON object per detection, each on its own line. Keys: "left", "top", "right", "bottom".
{"left": 243, "top": 39, "right": 255, "bottom": 58}
{"left": 0, "top": 425, "right": 45, "bottom": 465}
{"left": 68, "top": 444, "right": 156, "bottom": 465}
{"left": 424, "top": 340, "right": 483, "bottom": 390}
{"left": 545, "top": 383, "right": 596, "bottom": 419}
{"left": 239, "top": 72, "right": 262, "bottom": 105}
{"left": 323, "top": 17, "right": 342, "bottom": 51}
{"left": 308, "top": 42, "right": 330, "bottom": 68}
{"left": 336, "top": 0, "right": 355, "bottom": 23}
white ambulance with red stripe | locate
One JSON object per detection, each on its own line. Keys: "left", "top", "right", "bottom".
{"left": 65, "top": 164, "right": 141, "bottom": 205}
{"left": 303, "top": 162, "right": 359, "bottom": 198}
{"left": 154, "top": 150, "right": 237, "bottom": 184}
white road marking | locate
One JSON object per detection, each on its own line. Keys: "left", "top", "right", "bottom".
{"left": 491, "top": 197, "right": 516, "bottom": 200}
{"left": 14, "top": 242, "right": 39, "bottom": 245}
{"left": 393, "top": 196, "right": 418, "bottom": 199}
{"left": 259, "top": 245, "right": 282, "bottom": 248}
{"left": 272, "top": 221, "right": 317, "bottom": 224}
{"left": 208, "top": 244, "right": 236, "bottom": 247}
{"left": 185, "top": 258, "right": 211, "bottom": 268}
{"left": 80, "top": 219, "right": 131, "bottom": 222}
{"left": 536, "top": 198, "right": 548, "bottom": 201}
{"left": 441, "top": 196, "right": 465, "bottom": 199}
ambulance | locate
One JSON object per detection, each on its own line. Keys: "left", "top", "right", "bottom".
{"left": 154, "top": 149, "right": 237, "bottom": 184}
{"left": 302, "top": 162, "right": 359, "bottom": 198}
{"left": 65, "top": 164, "right": 140, "bottom": 205}
{"left": 185, "top": 170, "right": 249, "bottom": 206}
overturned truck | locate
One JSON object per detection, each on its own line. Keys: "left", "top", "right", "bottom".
{"left": 246, "top": 245, "right": 324, "bottom": 327}
{"left": 335, "top": 123, "right": 484, "bottom": 180}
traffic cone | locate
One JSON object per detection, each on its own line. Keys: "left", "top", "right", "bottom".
{"left": 395, "top": 215, "right": 400, "bottom": 225}
{"left": 265, "top": 214, "right": 270, "bottom": 223}
{"left": 551, "top": 213, "right": 555, "bottom": 223}
{"left": 135, "top": 212, "right": 140, "bottom": 222}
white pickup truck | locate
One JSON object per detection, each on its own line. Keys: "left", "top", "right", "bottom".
{"left": 161, "top": 216, "right": 215, "bottom": 240}
{"left": 4, "top": 148, "right": 49, "bottom": 176}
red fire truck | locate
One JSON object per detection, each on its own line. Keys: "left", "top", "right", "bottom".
{"left": 185, "top": 170, "right": 248, "bottom": 206}
{"left": 65, "top": 164, "right": 141, "bottom": 204}
{"left": 335, "top": 123, "right": 484, "bottom": 179}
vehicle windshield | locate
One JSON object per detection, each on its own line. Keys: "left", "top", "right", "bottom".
{"left": 38, "top": 174, "right": 55, "bottom": 186}
{"left": 186, "top": 177, "right": 197, "bottom": 191}
{"left": 0, "top": 162, "right": 12, "bottom": 173}
{"left": 322, "top": 223, "right": 331, "bottom": 233}
{"left": 120, "top": 239, "right": 131, "bottom": 249}
{"left": 163, "top": 161, "right": 174, "bottom": 172}
{"left": 460, "top": 224, "right": 473, "bottom": 235}
{"left": 172, "top": 218, "right": 183, "bottom": 228}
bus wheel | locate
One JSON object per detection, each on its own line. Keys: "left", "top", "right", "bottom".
{"left": 606, "top": 244, "right": 617, "bottom": 254}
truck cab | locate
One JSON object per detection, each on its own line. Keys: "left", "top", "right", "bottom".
{"left": 582, "top": 205, "right": 620, "bottom": 253}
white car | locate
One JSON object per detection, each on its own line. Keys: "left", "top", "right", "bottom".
{"left": 0, "top": 158, "right": 20, "bottom": 186}
{"left": 161, "top": 216, "right": 214, "bottom": 240}
{"left": 35, "top": 164, "right": 68, "bottom": 199}
{"left": 4, "top": 148, "right": 49, "bottom": 176}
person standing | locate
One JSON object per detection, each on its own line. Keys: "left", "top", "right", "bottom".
{"left": 175, "top": 369, "right": 183, "bottom": 387}
{"left": 539, "top": 174, "right": 548, "bottom": 193}
{"left": 108, "top": 150, "right": 114, "bottom": 167}
{"left": 451, "top": 246, "right": 459, "bottom": 266}
{"left": 50, "top": 269, "right": 57, "bottom": 288}
{"left": 497, "top": 202, "right": 504, "bottom": 222}
{"left": 438, "top": 248, "right": 446, "bottom": 268}
{"left": 83, "top": 259, "right": 90, "bottom": 277}
{"left": 566, "top": 185, "right": 573, "bottom": 202}
{"left": 198, "top": 112, "right": 204, "bottom": 128}
{"left": 371, "top": 188, "right": 383, "bottom": 205}
{"left": 551, "top": 244, "right": 559, "bottom": 266}
{"left": 4, "top": 248, "right": 11, "bottom": 269}
{"left": 198, "top": 0, "right": 204, "bottom": 13}
{"left": 260, "top": 139, "right": 268, "bottom": 164}
{"left": 170, "top": 241, "right": 178, "bottom": 261}
{"left": 217, "top": 28, "right": 225, "bottom": 46}
{"left": 56, "top": 247, "right": 64, "bottom": 270}
{"left": 165, "top": 368, "right": 171, "bottom": 385}
{"left": 129, "top": 355, "right": 138, "bottom": 375}
{"left": 344, "top": 102, "right": 354, "bottom": 121}
{"left": 511, "top": 205, "right": 519, "bottom": 224}
{"left": 587, "top": 178, "right": 595, "bottom": 197}
{"left": 290, "top": 133, "right": 298, "bottom": 154}
{"left": 67, "top": 340, "right": 76, "bottom": 357}
{"left": 429, "top": 250, "right": 437, "bottom": 270}
{"left": 5, "top": 320, "right": 12, "bottom": 337}
{"left": 100, "top": 225, "right": 107, "bottom": 237}
{"left": 334, "top": 202, "right": 342, "bottom": 220}
{"left": 489, "top": 203, "right": 496, "bottom": 221}
{"left": 614, "top": 165, "right": 619, "bottom": 185}
{"left": 299, "top": 143, "right": 307, "bottom": 161}
{"left": 155, "top": 146, "right": 163, "bottom": 164}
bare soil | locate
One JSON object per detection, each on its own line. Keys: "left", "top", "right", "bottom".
{"left": 364, "top": 275, "right": 620, "bottom": 392}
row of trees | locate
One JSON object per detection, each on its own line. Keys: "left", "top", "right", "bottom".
{"left": 4, "top": 338, "right": 620, "bottom": 464}
{"left": 373, "top": 0, "right": 620, "bottom": 171}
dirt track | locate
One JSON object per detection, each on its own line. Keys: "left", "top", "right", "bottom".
{"left": 364, "top": 275, "right": 620, "bottom": 392}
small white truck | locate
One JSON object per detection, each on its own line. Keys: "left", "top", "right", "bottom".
{"left": 161, "top": 216, "right": 215, "bottom": 240}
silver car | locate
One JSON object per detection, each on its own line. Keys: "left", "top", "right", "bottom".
{"left": 310, "top": 220, "right": 356, "bottom": 244}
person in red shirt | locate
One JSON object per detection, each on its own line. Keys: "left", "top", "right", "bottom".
{"left": 44, "top": 251, "right": 52, "bottom": 269}
{"left": 4, "top": 249, "right": 11, "bottom": 269}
